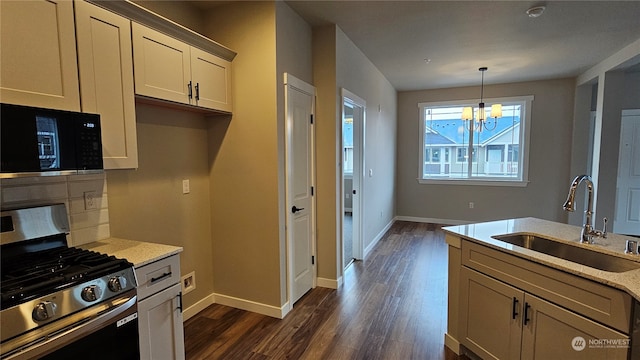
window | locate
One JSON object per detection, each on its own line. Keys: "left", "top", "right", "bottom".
{"left": 418, "top": 96, "right": 533, "bottom": 185}
{"left": 343, "top": 109, "right": 354, "bottom": 174}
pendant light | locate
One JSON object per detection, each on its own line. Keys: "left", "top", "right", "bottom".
{"left": 462, "top": 67, "right": 502, "bottom": 131}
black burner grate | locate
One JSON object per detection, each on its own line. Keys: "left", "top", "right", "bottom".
{"left": 1, "top": 246, "right": 131, "bottom": 310}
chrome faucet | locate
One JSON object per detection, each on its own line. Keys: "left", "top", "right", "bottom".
{"left": 562, "top": 174, "right": 607, "bottom": 243}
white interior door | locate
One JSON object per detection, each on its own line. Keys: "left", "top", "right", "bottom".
{"left": 614, "top": 111, "right": 640, "bottom": 235}
{"left": 285, "top": 74, "right": 315, "bottom": 305}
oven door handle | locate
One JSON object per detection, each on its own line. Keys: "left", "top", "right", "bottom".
{"left": 2, "top": 293, "right": 137, "bottom": 360}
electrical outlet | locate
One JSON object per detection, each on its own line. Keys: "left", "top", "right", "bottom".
{"left": 182, "top": 272, "right": 196, "bottom": 295}
{"left": 469, "top": 202, "right": 475, "bottom": 209}
{"left": 84, "top": 191, "right": 97, "bottom": 210}
{"left": 182, "top": 179, "right": 190, "bottom": 194}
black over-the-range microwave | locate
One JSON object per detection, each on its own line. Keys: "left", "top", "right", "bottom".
{"left": 1, "top": 103, "right": 104, "bottom": 178}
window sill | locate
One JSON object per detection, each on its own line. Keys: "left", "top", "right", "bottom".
{"left": 417, "top": 178, "right": 529, "bottom": 187}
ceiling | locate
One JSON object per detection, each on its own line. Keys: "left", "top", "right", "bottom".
{"left": 189, "top": 1, "right": 640, "bottom": 91}
{"left": 284, "top": 1, "right": 640, "bottom": 91}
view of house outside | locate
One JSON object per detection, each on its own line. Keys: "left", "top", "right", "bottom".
{"left": 343, "top": 108, "right": 354, "bottom": 174}
{"left": 422, "top": 104, "right": 522, "bottom": 180}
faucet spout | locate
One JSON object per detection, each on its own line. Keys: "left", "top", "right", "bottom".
{"left": 563, "top": 175, "right": 605, "bottom": 243}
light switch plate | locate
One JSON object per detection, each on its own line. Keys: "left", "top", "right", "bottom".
{"left": 182, "top": 179, "right": 190, "bottom": 194}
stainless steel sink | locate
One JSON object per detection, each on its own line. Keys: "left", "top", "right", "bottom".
{"left": 492, "top": 234, "right": 640, "bottom": 273}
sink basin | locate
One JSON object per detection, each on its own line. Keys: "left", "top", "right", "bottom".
{"left": 491, "top": 234, "right": 640, "bottom": 273}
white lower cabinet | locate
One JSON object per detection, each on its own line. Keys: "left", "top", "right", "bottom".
{"left": 138, "top": 283, "right": 185, "bottom": 360}
{"left": 522, "top": 293, "right": 628, "bottom": 360}
{"left": 135, "top": 255, "right": 185, "bottom": 360}
{"left": 460, "top": 267, "right": 629, "bottom": 360}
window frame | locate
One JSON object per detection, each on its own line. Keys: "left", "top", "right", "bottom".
{"left": 417, "top": 96, "right": 533, "bottom": 186}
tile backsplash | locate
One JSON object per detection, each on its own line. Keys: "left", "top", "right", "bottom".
{"left": 1, "top": 173, "right": 110, "bottom": 246}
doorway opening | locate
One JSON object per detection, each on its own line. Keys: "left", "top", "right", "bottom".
{"left": 341, "top": 89, "right": 365, "bottom": 270}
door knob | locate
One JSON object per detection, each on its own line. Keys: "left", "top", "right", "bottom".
{"left": 292, "top": 206, "right": 305, "bottom": 213}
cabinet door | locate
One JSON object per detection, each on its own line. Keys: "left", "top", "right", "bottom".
{"left": 190, "top": 47, "right": 232, "bottom": 112}
{"left": 460, "top": 267, "right": 523, "bottom": 360}
{"left": 75, "top": 1, "right": 138, "bottom": 169}
{"left": 0, "top": 0, "right": 80, "bottom": 111}
{"left": 138, "top": 283, "right": 185, "bottom": 360}
{"left": 522, "top": 294, "right": 629, "bottom": 360}
{"left": 132, "top": 22, "right": 191, "bottom": 105}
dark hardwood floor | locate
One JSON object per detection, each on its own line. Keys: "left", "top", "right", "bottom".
{"left": 184, "top": 221, "right": 461, "bottom": 359}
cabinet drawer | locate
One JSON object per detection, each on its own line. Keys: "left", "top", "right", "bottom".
{"left": 135, "top": 255, "right": 181, "bottom": 300}
{"left": 461, "top": 240, "right": 633, "bottom": 334}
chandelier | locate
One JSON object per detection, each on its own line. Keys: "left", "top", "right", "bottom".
{"left": 461, "top": 67, "right": 502, "bottom": 131}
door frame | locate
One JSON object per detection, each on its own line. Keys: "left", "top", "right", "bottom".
{"left": 341, "top": 88, "right": 365, "bottom": 263}
{"left": 284, "top": 73, "right": 316, "bottom": 312}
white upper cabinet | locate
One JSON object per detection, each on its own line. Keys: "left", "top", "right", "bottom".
{"left": 0, "top": 0, "right": 80, "bottom": 111}
{"left": 190, "top": 47, "right": 232, "bottom": 113}
{"left": 132, "top": 22, "right": 192, "bottom": 106}
{"left": 132, "top": 22, "right": 232, "bottom": 113}
{"left": 75, "top": 0, "right": 138, "bottom": 169}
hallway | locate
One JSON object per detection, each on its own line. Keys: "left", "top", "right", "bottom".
{"left": 184, "top": 221, "right": 458, "bottom": 359}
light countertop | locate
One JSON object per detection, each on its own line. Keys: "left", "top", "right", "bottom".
{"left": 443, "top": 217, "right": 640, "bottom": 302}
{"left": 80, "top": 237, "right": 182, "bottom": 268}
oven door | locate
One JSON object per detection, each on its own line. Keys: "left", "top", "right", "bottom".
{"left": 1, "top": 291, "right": 139, "bottom": 360}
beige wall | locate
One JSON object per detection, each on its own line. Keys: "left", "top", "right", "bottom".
{"left": 131, "top": 0, "right": 204, "bottom": 34}
{"left": 397, "top": 78, "right": 576, "bottom": 223}
{"left": 313, "top": 25, "right": 398, "bottom": 282}
{"left": 312, "top": 25, "right": 339, "bottom": 282}
{"left": 107, "top": 104, "right": 213, "bottom": 309}
{"left": 110, "top": 1, "right": 315, "bottom": 311}
{"left": 275, "top": 1, "right": 313, "bottom": 303}
{"left": 203, "top": 2, "right": 282, "bottom": 307}
{"left": 568, "top": 83, "right": 594, "bottom": 226}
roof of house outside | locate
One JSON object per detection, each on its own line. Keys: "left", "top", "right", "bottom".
{"left": 425, "top": 116, "right": 520, "bottom": 146}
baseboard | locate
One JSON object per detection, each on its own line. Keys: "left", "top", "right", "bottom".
{"left": 182, "top": 293, "right": 215, "bottom": 321}
{"left": 444, "top": 333, "right": 460, "bottom": 355}
{"left": 363, "top": 217, "right": 396, "bottom": 258}
{"left": 394, "top": 216, "right": 471, "bottom": 226}
{"left": 213, "top": 293, "right": 288, "bottom": 319}
{"left": 317, "top": 276, "right": 342, "bottom": 289}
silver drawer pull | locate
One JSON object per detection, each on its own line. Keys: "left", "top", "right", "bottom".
{"left": 150, "top": 272, "right": 172, "bottom": 284}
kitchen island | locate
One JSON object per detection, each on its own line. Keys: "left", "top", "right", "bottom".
{"left": 443, "top": 217, "right": 640, "bottom": 359}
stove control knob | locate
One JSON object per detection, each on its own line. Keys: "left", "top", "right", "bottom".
{"left": 108, "top": 276, "right": 127, "bottom": 292}
{"left": 32, "top": 301, "right": 57, "bottom": 322}
{"left": 81, "top": 285, "right": 103, "bottom": 302}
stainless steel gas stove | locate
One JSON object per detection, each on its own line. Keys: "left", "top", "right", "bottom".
{"left": 0, "top": 204, "right": 139, "bottom": 360}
